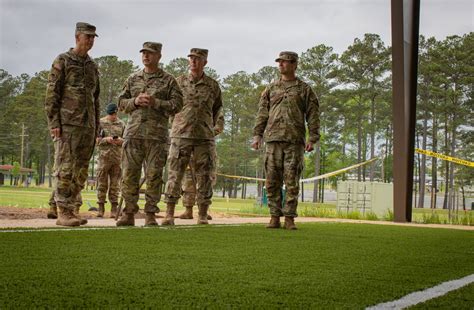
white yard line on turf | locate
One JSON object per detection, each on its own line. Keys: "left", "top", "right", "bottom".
{"left": 366, "top": 273, "right": 474, "bottom": 310}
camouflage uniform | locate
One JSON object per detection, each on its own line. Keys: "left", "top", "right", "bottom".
{"left": 253, "top": 53, "right": 320, "bottom": 219}
{"left": 44, "top": 47, "right": 100, "bottom": 214}
{"left": 164, "top": 47, "right": 223, "bottom": 215}
{"left": 96, "top": 116, "right": 125, "bottom": 205}
{"left": 118, "top": 67, "right": 183, "bottom": 215}
{"left": 181, "top": 106, "right": 224, "bottom": 208}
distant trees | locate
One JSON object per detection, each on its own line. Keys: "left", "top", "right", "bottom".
{"left": 0, "top": 32, "right": 471, "bottom": 211}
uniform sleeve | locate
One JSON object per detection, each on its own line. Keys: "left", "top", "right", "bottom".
{"left": 212, "top": 86, "right": 224, "bottom": 136}
{"left": 44, "top": 56, "right": 65, "bottom": 130}
{"left": 213, "top": 105, "right": 224, "bottom": 136}
{"left": 154, "top": 77, "right": 183, "bottom": 115}
{"left": 94, "top": 67, "right": 101, "bottom": 136}
{"left": 253, "top": 87, "right": 270, "bottom": 137}
{"left": 305, "top": 86, "right": 320, "bottom": 144}
{"left": 118, "top": 77, "right": 138, "bottom": 114}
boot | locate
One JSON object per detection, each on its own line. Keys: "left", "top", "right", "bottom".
{"left": 161, "top": 203, "right": 175, "bottom": 226}
{"left": 56, "top": 207, "right": 81, "bottom": 227}
{"left": 74, "top": 206, "right": 88, "bottom": 225}
{"left": 116, "top": 213, "right": 135, "bottom": 226}
{"left": 97, "top": 203, "right": 105, "bottom": 218}
{"left": 178, "top": 206, "right": 193, "bottom": 219}
{"left": 145, "top": 212, "right": 158, "bottom": 226}
{"left": 110, "top": 203, "right": 118, "bottom": 218}
{"left": 284, "top": 216, "right": 297, "bottom": 230}
{"left": 47, "top": 205, "right": 58, "bottom": 219}
{"left": 266, "top": 216, "right": 281, "bottom": 229}
{"left": 207, "top": 213, "right": 213, "bottom": 220}
{"left": 197, "top": 204, "right": 209, "bottom": 225}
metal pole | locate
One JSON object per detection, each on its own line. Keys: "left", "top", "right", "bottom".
{"left": 391, "top": 0, "right": 420, "bottom": 222}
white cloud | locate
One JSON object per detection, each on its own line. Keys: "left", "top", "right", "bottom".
{"left": 0, "top": 0, "right": 472, "bottom": 77}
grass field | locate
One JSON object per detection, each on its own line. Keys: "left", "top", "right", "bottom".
{"left": 0, "top": 223, "right": 472, "bottom": 308}
{"left": 1, "top": 186, "right": 472, "bottom": 226}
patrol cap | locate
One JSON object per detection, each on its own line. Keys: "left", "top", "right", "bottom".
{"left": 106, "top": 103, "right": 118, "bottom": 115}
{"left": 75, "top": 22, "right": 98, "bottom": 37}
{"left": 188, "top": 48, "right": 208, "bottom": 60}
{"left": 140, "top": 42, "right": 162, "bottom": 53}
{"left": 275, "top": 51, "right": 298, "bottom": 62}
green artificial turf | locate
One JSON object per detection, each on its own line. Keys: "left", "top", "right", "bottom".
{"left": 409, "top": 283, "right": 474, "bottom": 309}
{"left": 0, "top": 223, "right": 472, "bottom": 308}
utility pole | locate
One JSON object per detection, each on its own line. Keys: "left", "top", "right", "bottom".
{"left": 20, "top": 123, "right": 28, "bottom": 168}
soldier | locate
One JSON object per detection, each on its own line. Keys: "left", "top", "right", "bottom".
{"left": 96, "top": 103, "right": 125, "bottom": 218}
{"left": 178, "top": 106, "right": 224, "bottom": 220}
{"left": 44, "top": 22, "right": 100, "bottom": 227}
{"left": 251, "top": 51, "right": 320, "bottom": 230}
{"left": 163, "top": 48, "right": 223, "bottom": 225}
{"left": 116, "top": 42, "right": 183, "bottom": 227}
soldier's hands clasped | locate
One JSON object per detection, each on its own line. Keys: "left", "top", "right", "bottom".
{"left": 134, "top": 93, "right": 153, "bottom": 107}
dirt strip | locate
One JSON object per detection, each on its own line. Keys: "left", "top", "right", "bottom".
{"left": 0, "top": 207, "right": 472, "bottom": 230}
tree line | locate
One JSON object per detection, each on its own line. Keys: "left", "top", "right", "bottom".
{"left": 0, "top": 32, "right": 472, "bottom": 210}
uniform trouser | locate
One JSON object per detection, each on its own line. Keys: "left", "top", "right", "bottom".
{"left": 165, "top": 138, "right": 215, "bottom": 206}
{"left": 96, "top": 161, "right": 121, "bottom": 204}
{"left": 121, "top": 138, "right": 168, "bottom": 214}
{"left": 49, "top": 190, "right": 82, "bottom": 208}
{"left": 53, "top": 125, "right": 95, "bottom": 210}
{"left": 181, "top": 146, "right": 218, "bottom": 207}
{"left": 265, "top": 142, "right": 304, "bottom": 218}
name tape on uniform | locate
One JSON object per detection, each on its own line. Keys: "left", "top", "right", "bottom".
{"left": 415, "top": 148, "right": 473, "bottom": 168}
{"left": 217, "top": 158, "right": 378, "bottom": 183}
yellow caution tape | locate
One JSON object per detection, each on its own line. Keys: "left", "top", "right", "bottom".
{"left": 300, "top": 157, "right": 378, "bottom": 183}
{"left": 415, "top": 148, "right": 473, "bottom": 168}
{"left": 216, "top": 173, "right": 265, "bottom": 182}
{"left": 217, "top": 157, "right": 378, "bottom": 183}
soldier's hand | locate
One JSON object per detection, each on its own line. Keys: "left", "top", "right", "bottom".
{"left": 144, "top": 94, "right": 155, "bottom": 106}
{"left": 251, "top": 136, "right": 263, "bottom": 150}
{"left": 50, "top": 127, "right": 61, "bottom": 138}
{"left": 105, "top": 136, "right": 114, "bottom": 143}
{"left": 135, "top": 93, "right": 150, "bottom": 107}
{"left": 305, "top": 142, "right": 314, "bottom": 152}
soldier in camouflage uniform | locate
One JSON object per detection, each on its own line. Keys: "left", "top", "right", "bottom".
{"left": 163, "top": 48, "right": 223, "bottom": 226}
{"left": 44, "top": 22, "right": 100, "bottom": 227}
{"left": 178, "top": 106, "right": 224, "bottom": 220}
{"left": 116, "top": 42, "right": 183, "bottom": 227}
{"left": 96, "top": 103, "right": 125, "bottom": 218}
{"left": 252, "top": 51, "right": 320, "bottom": 230}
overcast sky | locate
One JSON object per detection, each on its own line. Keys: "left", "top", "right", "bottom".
{"left": 0, "top": 0, "right": 472, "bottom": 78}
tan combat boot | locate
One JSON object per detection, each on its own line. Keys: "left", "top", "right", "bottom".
{"left": 145, "top": 212, "right": 158, "bottom": 226}
{"left": 161, "top": 203, "right": 175, "bottom": 226}
{"left": 116, "top": 213, "right": 135, "bottom": 226}
{"left": 284, "top": 216, "right": 297, "bottom": 230}
{"left": 56, "top": 207, "right": 81, "bottom": 227}
{"left": 97, "top": 203, "right": 105, "bottom": 218}
{"left": 266, "top": 216, "right": 281, "bottom": 229}
{"left": 110, "top": 203, "right": 118, "bottom": 218}
{"left": 74, "top": 206, "right": 88, "bottom": 225}
{"left": 178, "top": 206, "right": 193, "bottom": 219}
{"left": 47, "top": 205, "right": 58, "bottom": 219}
{"left": 197, "top": 204, "right": 209, "bottom": 225}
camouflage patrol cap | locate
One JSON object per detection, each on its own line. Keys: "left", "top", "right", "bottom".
{"left": 188, "top": 48, "right": 208, "bottom": 60}
{"left": 275, "top": 51, "right": 298, "bottom": 62}
{"left": 75, "top": 22, "right": 98, "bottom": 37}
{"left": 140, "top": 42, "right": 162, "bottom": 53}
